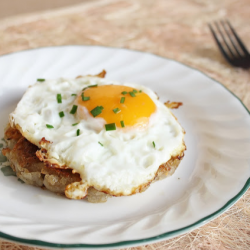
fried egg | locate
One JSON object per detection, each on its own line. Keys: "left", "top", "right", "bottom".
{"left": 9, "top": 75, "right": 185, "bottom": 198}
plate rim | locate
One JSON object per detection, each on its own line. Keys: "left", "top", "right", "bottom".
{"left": 0, "top": 45, "right": 250, "bottom": 249}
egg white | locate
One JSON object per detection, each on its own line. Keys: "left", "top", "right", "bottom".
{"left": 10, "top": 77, "right": 185, "bottom": 196}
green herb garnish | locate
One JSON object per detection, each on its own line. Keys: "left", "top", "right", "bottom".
{"left": 152, "top": 141, "right": 155, "bottom": 148}
{"left": 91, "top": 106, "right": 103, "bottom": 117}
{"left": 37, "top": 78, "right": 45, "bottom": 82}
{"left": 59, "top": 111, "right": 65, "bottom": 118}
{"left": 120, "top": 97, "right": 125, "bottom": 104}
{"left": 81, "top": 93, "right": 90, "bottom": 101}
{"left": 89, "top": 84, "right": 97, "bottom": 88}
{"left": 120, "top": 120, "right": 125, "bottom": 128}
{"left": 70, "top": 105, "right": 78, "bottom": 114}
{"left": 98, "top": 141, "right": 104, "bottom": 146}
{"left": 113, "top": 108, "right": 121, "bottom": 114}
{"left": 82, "top": 84, "right": 98, "bottom": 91}
{"left": 129, "top": 91, "right": 136, "bottom": 97}
{"left": 0, "top": 154, "right": 7, "bottom": 162}
{"left": 121, "top": 91, "right": 127, "bottom": 95}
{"left": 72, "top": 123, "right": 79, "bottom": 126}
{"left": 139, "top": 90, "right": 142, "bottom": 93}
{"left": 105, "top": 123, "right": 116, "bottom": 131}
{"left": 133, "top": 89, "right": 138, "bottom": 93}
{"left": 76, "top": 129, "right": 80, "bottom": 136}
{"left": 57, "top": 94, "right": 62, "bottom": 103}
{"left": 1, "top": 166, "right": 16, "bottom": 176}
{"left": 0, "top": 143, "right": 3, "bottom": 148}
{"left": 71, "top": 94, "right": 77, "bottom": 96}
{"left": 46, "top": 124, "right": 54, "bottom": 129}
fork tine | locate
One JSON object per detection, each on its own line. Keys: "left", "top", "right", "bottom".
{"left": 208, "top": 24, "right": 233, "bottom": 64}
{"left": 225, "top": 20, "right": 250, "bottom": 56}
{"left": 214, "top": 21, "right": 236, "bottom": 58}
{"left": 220, "top": 21, "right": 243, "bottom": 57}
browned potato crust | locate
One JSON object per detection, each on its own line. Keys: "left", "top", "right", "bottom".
{"left": 2, "top": 125, "right": 184, "bottom": 202}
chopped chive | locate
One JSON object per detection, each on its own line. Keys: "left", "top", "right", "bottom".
{"left": 46, "top": 124, "right": 54, "bottom": 129}
{"left": 83, "top": 96, "right": 90, "bottom": 101}
{"left": 70, "top": 105, "right": 78, "bottom": 114}
{"left": 71, "top": 94, "right": 77, "bottom": 96}
{"left": 59, "top": 111, "right": 65, "bottom": 118}
{"left": 91, "top": 106, "right": 103, "bottom": 117}
{"left": 98, "top": 141, "right": 104, "bottom": 146}
{"left": 0, "top": 154, "right": 7, "bottom": 162}
{"left": 88, "top": 84, "right": 98, "bottom": 88}
{"left": 57, "top": 94, "right": 62, "bottom": 103}
{"left": 120, "top": 120, "right": 125, "bottom": 128}
{"left": 152, "top": 141, "right": 155, "bottom": 148}
{"left": 76, "top": 129, "right": 80, "bottom": 136}
{"left": 105, "top": 123, "right": 116, "bottom": 131}
{"left": 37, "top": 78, "right": 45, "bottom": 82}
{"left": 133, "top": 89, "right": 138, "bottom": 93}
{"left": 120, "top": 97, "right": 125, "bottom": 104}
{"left": 113, "top": 108, "right": 121, "bottom": 114}
{"left": 139, "top": 90, "right": 142, "bottom": 93}
{"left": 121, "top": 91, "right": 127, "bottom": 95}
{"left": 129, "top": 91, "right": 136, "bottom": 97}
{"left": 1, "top": 166, "right": 16, "bottom": 176}
{"left": 82, "top": 84, "right": 98, "bottom": 91}
{"left": 81, "top": 93, "right": 90, "bottom": 101}
{"left": 72, "top": 123, "right": 79, "bottom": 126}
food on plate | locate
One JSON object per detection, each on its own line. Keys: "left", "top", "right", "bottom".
{"left": 2, "top": 70, "right": 186, "bottom": 202}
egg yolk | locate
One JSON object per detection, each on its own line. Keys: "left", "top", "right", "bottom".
{"left": 77, "top": 85, "right": 156, "bottom": 128}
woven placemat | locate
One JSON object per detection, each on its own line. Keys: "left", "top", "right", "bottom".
{"left": 0, "top": 0, "right": 250, "bottom": 249}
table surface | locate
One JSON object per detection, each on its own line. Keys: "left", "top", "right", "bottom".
{"left": 0, "top": 0, "right": 250, "bottom": 249}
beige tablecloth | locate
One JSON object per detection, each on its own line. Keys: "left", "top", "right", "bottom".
{"left": 0, "top": 0, "right": 250, "bottom": 249}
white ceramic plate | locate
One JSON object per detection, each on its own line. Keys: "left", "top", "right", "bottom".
{"left": 0, "top": 46, "right": 250, "bottom": 249}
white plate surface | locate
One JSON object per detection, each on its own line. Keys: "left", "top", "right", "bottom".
{"left": 0, "top": 46, "right": 250, "bottom": 249}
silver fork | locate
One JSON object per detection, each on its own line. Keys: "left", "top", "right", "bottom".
{"left": 209, "top": 20, "right": 250, "bottom": 69}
